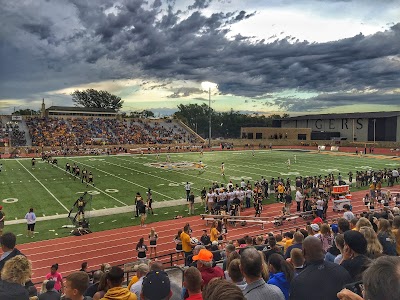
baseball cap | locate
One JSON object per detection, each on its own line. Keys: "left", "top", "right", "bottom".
{"left": 331, "top": 224, "right": 339, "bottom": 234}
{"left": 344, "top": 230, "right": 367, "bottom": 254}
{"left": 142, "top": 270, "right": 171, "bottom": 300}
{"left": 0, "top": 206, "right": 2, "bottom": 210}
{"left": 192, "top": 249, "right": 213, "bottom": 262}
{"left": 310, "top": 223, "right": 320, "bottom": 231}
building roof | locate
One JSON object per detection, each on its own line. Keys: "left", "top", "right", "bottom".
{"left": 46, "top": 106, "right": 117, "bottom": 113}
{"left": 282, "top": 111, "right": 400, "bottom": 120}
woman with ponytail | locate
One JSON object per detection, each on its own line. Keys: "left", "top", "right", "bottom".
{"left": 267, "top": 253, "right": 294, "bottom": 300}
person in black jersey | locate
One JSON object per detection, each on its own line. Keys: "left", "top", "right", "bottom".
{"left": 66, "top": 162, "right": 71, "bottom": 173}
{"left": 147, "top": 188, "right": 153, "bottom": 215}
{"left": 31, "top": 157, "right": 36, "bottom": 169}
{"left": 81, "top": 168, "right": 87, "bottom": 183}
{"left": 87, "top": 172, "right": 94, "bottom": 186}
{"left": 74, "top": 166, "right": 80, "bottom": 180}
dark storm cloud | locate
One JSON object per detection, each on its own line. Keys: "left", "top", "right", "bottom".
{"left": 1, "top": 0, "right": 399, "bottom": 112}
{"left": 188, "top": 0, "right": 212, "bottom": 9}
{"left": 22, "top": 23, "right": 53, "bottom": 40}
{"left": 166, "top": 87, "right": 204, "bottom": 98}
{"left": 272, "top": 92, "right": 400, "bottom": 111}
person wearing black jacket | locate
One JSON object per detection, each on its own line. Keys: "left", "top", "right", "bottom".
{"left": 290, "top": 236, "right": 352, "bottom": 300}
{"left": 0, "top": 232, "right": 24, "bottom": 275}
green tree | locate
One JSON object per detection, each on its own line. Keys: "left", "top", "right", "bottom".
{"left": 174, "top": 103, "right": 287, "bottom": 138}
{"left": 128, "top": 110, "right": 155, "bottom": 118}
{"left": 71, "top": 89, "right": 124, "bottom": 111}
{"left": 12, "top": 109, "right": 40, "bottom": 115}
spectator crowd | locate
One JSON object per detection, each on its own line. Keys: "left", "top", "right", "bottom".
{"left": 25, "top": 117, "right": 198, "bottom": 147}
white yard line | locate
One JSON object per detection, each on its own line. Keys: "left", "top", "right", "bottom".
{"left": 52, "top": 163, "right": 129, "bottom": 206}
{"left": 16, "top": 160, "right": 70, "bottom": 212}
{"left": 70, "top": 159, "right": 175, "bottom": 200}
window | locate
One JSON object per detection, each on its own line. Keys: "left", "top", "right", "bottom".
{"left": 247, "top": 132, "right": 254, "bottom": 139}
{"left": 256, "top": 133, "right": 262, "bottom": 139}
{"left": 298, "top": 134, "right": 307, "bottom": 140}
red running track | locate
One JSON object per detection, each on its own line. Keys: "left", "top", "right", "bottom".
{"left": 16, "top": 186, "right": 398, "bottom": 283}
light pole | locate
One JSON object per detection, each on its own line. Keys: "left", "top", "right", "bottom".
{"left": 201, "top": 81, "right": 218, "bottom": 149}
{"left": 373, "top": 118, "right": 376, "bottom": 144}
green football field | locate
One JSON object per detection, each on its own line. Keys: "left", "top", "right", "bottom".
{"left": 1, "top": 149, "right": 399, "bottom": 223}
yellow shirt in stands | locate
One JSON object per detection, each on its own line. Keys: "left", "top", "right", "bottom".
{"left": 284, "top": 238, "right": 293, "bottom": 251}
{"left": 210, "top": 228, "right": 219, "bottom": 242}
{"left": 127, "top": 276, "right": 139, "bottom": 290}
{"left": 181, "top": 231, "right": 192, "bottom": 252}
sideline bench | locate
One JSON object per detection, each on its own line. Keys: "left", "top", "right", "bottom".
{"left": 226, "top": 218, "right": 270, "bottom": 229}
{"left": 200, "top": 214, "right": 270, "bottom": 228}
{"left": 273, "top": 215, "right": 300, "bottom": 226}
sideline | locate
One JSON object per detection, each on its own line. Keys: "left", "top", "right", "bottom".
{"left": 5, "top": 196, "right": 199, "bottom": 225}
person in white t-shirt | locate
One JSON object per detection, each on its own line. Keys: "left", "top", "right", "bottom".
{"left": 25, "top": 208, "right": 36, "bottom": 238}
{"left": 342, "top": 204, "right": 355, "bottom": 221}
{"left": 207, "top": 190, "right": 214, "bottom": 214}
{"left": 295, "top": 189, "right": 303, "bottom": 212}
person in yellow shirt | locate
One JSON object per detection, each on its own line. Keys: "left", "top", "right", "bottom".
{"left": 181, "top": 224, "right": 197, "bottom": 266}
{"left": 210, "top": 221, "right": 220, "bottom": 243}
{"left": 277, "top": 182, "right": 285, "bottom": 203}
{"left": 283, "top": 232, "right": 294, "bottom": 252}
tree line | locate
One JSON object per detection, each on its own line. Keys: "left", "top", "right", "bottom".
{"left": 13, "top": 89, "right": 287, "bottom": 139}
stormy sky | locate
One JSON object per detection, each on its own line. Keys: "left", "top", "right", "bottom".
{"left": 0, "top": 0, "right": 399, "bottom": 115}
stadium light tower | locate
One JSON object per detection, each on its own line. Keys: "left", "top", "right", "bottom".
{"left": 201, "top": 81, "right": 218, "bottom": 149}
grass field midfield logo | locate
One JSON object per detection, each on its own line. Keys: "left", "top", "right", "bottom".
{"left": 145, "top": 162, "right": 206, "bottom": 170}
{"left": 355, "top": 166, "right": 373, "bottom": 170}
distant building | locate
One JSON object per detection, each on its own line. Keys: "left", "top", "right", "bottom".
{"left": 42, "top": 105, "right": 117, "bottom": 119}
{"left": 280, "top": 111, "right": 400, "bottom": 142}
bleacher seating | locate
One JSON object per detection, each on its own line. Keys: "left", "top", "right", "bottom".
{"left": 25, "top": 117, "right": 200, "bottom": 147}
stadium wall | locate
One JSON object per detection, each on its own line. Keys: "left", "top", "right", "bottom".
{"left": 241, "top": 127, "right": 311, "bottom": 141}
{"left": 281, "top": 113, "right": 400, "bottom": 142}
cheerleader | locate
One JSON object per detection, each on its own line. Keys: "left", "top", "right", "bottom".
{"left": 148, "top": 228, "right": 158, "bottom": 257}
{"left": 174, "top": 230, "right": 184, "bottom": 261}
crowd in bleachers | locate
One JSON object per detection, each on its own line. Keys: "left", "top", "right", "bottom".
{"left": 25, "top": 117, "right": 198, "bottom": 147}
{"left": 1, "top": 207, "right": 400, "bottom": 300}
{"left": 0, "top": 121, "right": 27, "bottom": 146}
